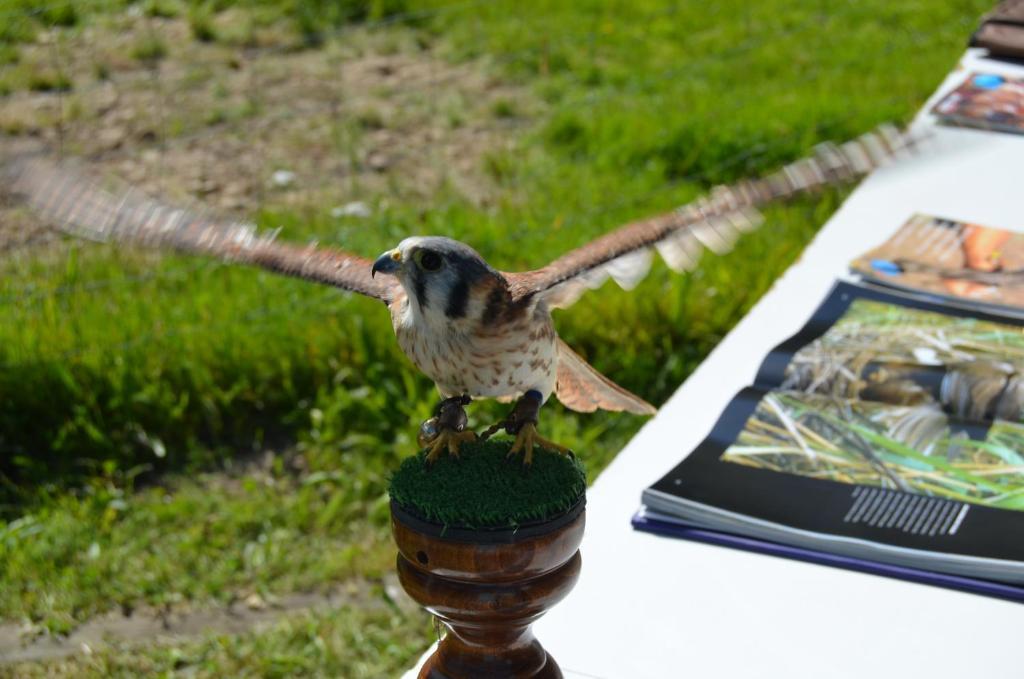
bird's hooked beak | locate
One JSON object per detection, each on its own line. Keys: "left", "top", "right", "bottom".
{"left": 371, "top": 249, "right": 402, "bottom": 278}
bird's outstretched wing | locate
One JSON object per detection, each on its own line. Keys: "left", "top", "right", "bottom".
{"left": 507, "top": 124, "right": 921, "bottom": 308}
{"left": 4, "top": 154, "right": 399, "bottom": 303}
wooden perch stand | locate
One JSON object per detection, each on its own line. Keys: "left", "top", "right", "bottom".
{"left": 391, "top": 499, "right": 585, "bottom": 679}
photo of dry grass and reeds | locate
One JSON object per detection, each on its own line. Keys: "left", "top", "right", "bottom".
{"left": 721, "top": 390, "right": 1024, "bottom": 511}
{"left": 783, "top": 298, "right": 1024, "bottom": 422}
{"left": 851, "top": 214, "right": 1024, "bottom": 308}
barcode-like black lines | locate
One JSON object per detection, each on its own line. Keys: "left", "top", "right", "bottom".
{"left": 910, "top": 497, "right": 939, "bottom": 534}
{"left": 866, "top": 491, "right": 896, "bottom": 526}
{"left": 882, "top": 493, "right": 913, "bottom": 528}
{"left": 928, "top": 501, "right": 955, "bottom": 537}
{"left": 842, "top": 490, "right": 865, "bottom": 522}
{"left": 850, "top": 488, "right": 880, "bottom": 524}
{"left": 900, "top": 495, "right": 924, "bottom": 531}
{"left": 950, "top": 504, "right": 971, "bottom": 535}
{"left": 842, "top": 487, "right": 967, "bottom": 538}
{"left": 915, "top": 498, "right": 942, "bottom": 535}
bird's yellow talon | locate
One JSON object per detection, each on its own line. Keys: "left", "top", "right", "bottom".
{"left": 448, "top": 429, "right": 476, "bottom": 458}
{"left": 504, "top": 423, "right": 570, "bottom": 467}
{"left": 423, "top": 427, "right": 475, "bottom": 466}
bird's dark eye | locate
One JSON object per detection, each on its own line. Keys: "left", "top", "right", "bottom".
{"left": 418, "top": 251, "right": 443, "bottom": 272}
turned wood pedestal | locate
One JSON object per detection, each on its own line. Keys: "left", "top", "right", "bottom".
{"left": 391, "top": 500, "right": 585, "bottom": 679}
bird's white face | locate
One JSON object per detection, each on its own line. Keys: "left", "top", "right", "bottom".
{"left": 372, "top": 236, "right": 500, "bottom": 326}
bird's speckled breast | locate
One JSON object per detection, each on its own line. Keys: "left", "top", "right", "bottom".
{"left": 391, "top": 294, "right": 558, "bottom": 401}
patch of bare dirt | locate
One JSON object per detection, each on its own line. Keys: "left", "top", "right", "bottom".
{"left": 0, "top": 575, "right": 416, "bottom": 665}
{"left": 0, "top": 13, "right": 538, "bottom": 252}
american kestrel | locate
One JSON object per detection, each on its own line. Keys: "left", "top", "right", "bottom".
{"left": 4, "top": 124, "right": 917, "bottom": 465}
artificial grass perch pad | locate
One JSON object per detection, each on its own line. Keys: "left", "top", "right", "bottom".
{"left": 388, "top": 439, "right": 586, "bottom": 530}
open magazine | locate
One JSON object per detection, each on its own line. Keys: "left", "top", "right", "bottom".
{"left": 638, "top": 216, "right": 1024, "bottom": 599}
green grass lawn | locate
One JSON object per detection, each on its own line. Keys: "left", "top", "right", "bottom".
{"left": 0, "top": 0, "right": 990, "bottom": 675}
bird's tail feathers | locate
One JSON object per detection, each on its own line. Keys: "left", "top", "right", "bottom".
{"left": 554, "top": 339, "right": 656, "bottom": 416}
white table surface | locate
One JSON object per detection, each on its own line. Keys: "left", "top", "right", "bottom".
{"left": 405, "top": 49, "right": 1024, "bottom": 678}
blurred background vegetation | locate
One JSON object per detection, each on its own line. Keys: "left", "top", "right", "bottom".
{"left": 0, "top": 0, "right": 991, "bottom": 675}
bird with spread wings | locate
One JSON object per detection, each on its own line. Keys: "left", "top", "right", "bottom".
{"left": 3, "top": 124, "right": 917, "bottom": 465}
